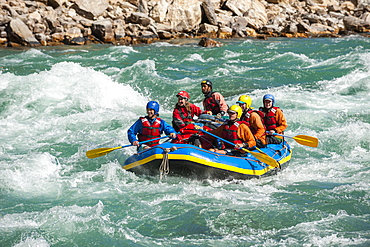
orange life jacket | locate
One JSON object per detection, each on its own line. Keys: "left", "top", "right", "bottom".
{"left": 138, "top": 117, "right": 161, "bottom": 146}
{"left": 241, "top": 109, "right": 265, "bottom": 134}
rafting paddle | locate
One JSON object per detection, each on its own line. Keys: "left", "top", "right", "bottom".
{"left": 272, "top": 133, "right": 319, "bottom": 148}
{"left": 86, "top": 135, "right": 170, "bottom": 159}
{"left": 198, "top": 129, "right": 280, "bottom": 168}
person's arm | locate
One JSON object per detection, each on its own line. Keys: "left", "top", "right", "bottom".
{"left": 161, "top": 119, "right": 177, "bottom": 139}
{"left": 213, "top": 93, "right": 228, "bottom": 113}
{"left": 127, "top": 119, "right": 142, "bottom": 145}
{"left": 172, "top": 108, "right": 186, "bottom": 130}
{"left": 274, "top": 109, "right": 288, "bottom": 134}
{"left": 250, "top": 112, "right": 267, "bottom": 144}
{"left": 237, "top": 124, "right": 256, "bottom": 149}
{"left": 190, "top": 103, "right": 203, "bottom": 117}
{"left": 202, "top": 98, "right": 207, "bottom": 111}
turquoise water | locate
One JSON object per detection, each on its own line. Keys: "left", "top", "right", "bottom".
{"left": 0, "top": 36, "right": 369, "bottom": 246}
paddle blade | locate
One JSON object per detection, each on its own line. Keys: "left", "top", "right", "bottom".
{"left": 243, "top": 148, "right": 280, "bottom": 168}
{"left": 293, "top": 135, "right": 319, "bottom": 148}
{"left": 86, "top": 147, "right": 118, "bottom": 159}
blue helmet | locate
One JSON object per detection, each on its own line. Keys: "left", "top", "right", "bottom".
{"left": 263, "top": 94, "right": 275, "bottom": 106}
{"left": 146, "top": 101, "right": 160, "bottom": 115}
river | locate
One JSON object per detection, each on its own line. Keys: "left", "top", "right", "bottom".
{"left": 0, "top": 36, "right": 369, "bottom": 246}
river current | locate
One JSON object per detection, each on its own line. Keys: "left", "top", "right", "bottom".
{"left": 0, "top": 36, "right": 369, "bottom": 246}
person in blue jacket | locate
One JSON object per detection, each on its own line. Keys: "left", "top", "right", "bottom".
{"left": 128, "top": 101, "right": 177, "bottom": 150}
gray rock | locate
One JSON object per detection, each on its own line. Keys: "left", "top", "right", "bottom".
{"left": 130, "top": 12, "right": 153, "bottom": 27}
{"left": 71, "top": 0, "right": 109, "bottom": 20}
{"left": 343, "top": 15, "right": 369, "bottom": 31}
{"left": 7, "top": 17, "right": 40, "bottom": 46}
{"left": 201, "top": 0, "right": 218, "bottom": 26}
{"left": 92, "top": 19, "right": 114, "bottom": 42}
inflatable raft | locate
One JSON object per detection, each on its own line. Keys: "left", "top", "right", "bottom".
{"left": 122, "top": 141, "right": 292, "bottom": 180}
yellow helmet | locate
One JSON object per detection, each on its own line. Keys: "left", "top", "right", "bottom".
{"left": 236, "top": 95, "right": 252, "bottom": 108}
{"left": 228, "top": 105, "right": 242, "bottom": 118}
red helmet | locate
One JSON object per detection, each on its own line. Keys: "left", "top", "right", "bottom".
{"left": 176, "top": 91, "right": 190, "bottom": 100}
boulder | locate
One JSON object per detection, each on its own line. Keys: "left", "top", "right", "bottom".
{"left": 244, "top": 7, "right": 268, "bottom": 30}
{"left": 149, "top": 0, "right": 169, "bottom": 23}
{"left": 341, "top": 1, "right": 355, "bottom": 12}
{"left": 65, "top": 26, "right": 83, "bottom": 39}
{"left": 199, "top": 23, "right": 218, "bottom": 33}
{"left": 198, "top": 37, "right": 223, "bottom": 47}
{"left": 223, "top": 0, "right": 268, "bottom": 30}
{"left": 71, "top": 0, "right": 109, "bottom": 20}
{"left": 157, "top": 30, "right": 172, "bottom": 39}
{"left": 231, "top": 16, "right": 248, "bottom": 33}
{"left": 92, "top": 19, "right": 115, "bottom": 42}
{"left": 48, "top": 0, "right": 67, "bottom": 8}
{"left": 201, "top": 0, "right": 218, "bottom": 25}
{"left": 6, "top": 18, "right": 40, "bottom": 46}
{"left": 138, "top": 0, "right": 149, "bottom": 13}
{"left": 130, "top": 12, "right": 153, "bottom": 27}
{"left": 166, "top": 0, "right": 202, "bottom": 31}
{"left": 343, "top": 15, "right": 369, "bottom": 31}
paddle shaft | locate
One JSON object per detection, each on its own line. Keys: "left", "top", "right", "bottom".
{"left": 114, "top": 135, "right": 170, "bottom": 150}
{"left": 86, "top": 135, "right": 170, "bottom": 159}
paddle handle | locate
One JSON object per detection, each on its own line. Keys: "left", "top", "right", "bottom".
{"left": 271, "top": 133, "right": 291, "bottom": 138}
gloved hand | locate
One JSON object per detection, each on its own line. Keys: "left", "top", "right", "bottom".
{"left": 193, "top": 122, "right": 204, "bottom": 129}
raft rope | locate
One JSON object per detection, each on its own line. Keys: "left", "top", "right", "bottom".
{"left": 159, "top": 146, "right": 177, "bottom": 180}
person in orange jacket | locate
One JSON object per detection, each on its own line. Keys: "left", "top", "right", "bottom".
{"left": 205, "top": 105, "right": 256, "bottom": 156}
{"left": 259, "top": 94, "right": 288, "bottom": 144}
{"left": 236, "top": 95, "right": 266, "bottom": 147}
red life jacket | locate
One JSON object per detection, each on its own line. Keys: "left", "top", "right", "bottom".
{"left": 172, "top": 104, "right": 195, "bottom": 132}
{"left": 203, "top": 92, "right": 221, "bottom": 114}
{"left": 138, "top": 117, "right": 161, "bottom": 146}
{"left": 176, "top": 105, "right": 193, "bottom": 123}
{"left": 259, "top": 107, "right": 280, "bottom": 131}
{"left": 221, "top": 120, "right": 244, "bottom": 148}
{"left": 241, "top": 109, "right": 265, "bottom": 135}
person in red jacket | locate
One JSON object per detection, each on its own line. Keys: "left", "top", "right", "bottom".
{"left": 201, "top": 80, "right": 228, "bottom": 116}
{"left": 172, "top": 91, "right": 203, "bottom": 132}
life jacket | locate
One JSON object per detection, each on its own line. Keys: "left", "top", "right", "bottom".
{"left": 259, "top": 107, "right": 280, "bottom": 131}
{"left": 241, "top": 109, "right": 265, "bottom": 135}
{"left": 221, "top": 120, "right": 244, "bottom": 148}
{"left": 176, "top": 105, "right": 193, "bottom": 123}
{"left": 172, "top": 104, "right": 194, "bottom": 132}
{"left": 203, "top": 92, "right": 221, "bottom": 114}
{"left": 137, "top": 117, "right": 161, "bottom": 146}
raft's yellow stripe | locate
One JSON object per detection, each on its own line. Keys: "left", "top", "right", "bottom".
{"left": 123, "top": 150, "right": 292, "bottom": 176}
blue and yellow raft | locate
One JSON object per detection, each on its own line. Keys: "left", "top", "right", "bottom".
{"left": 122, "top": 141, "right": 292, "bottom": 180}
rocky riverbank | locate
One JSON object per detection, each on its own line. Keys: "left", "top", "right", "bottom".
{"left": 0, "top": 0, "right": 369, "bottom": 47}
